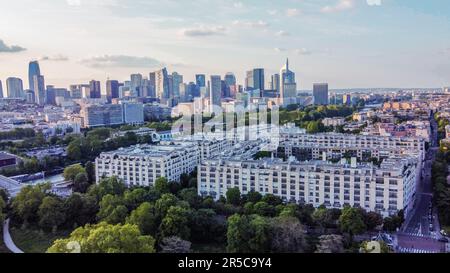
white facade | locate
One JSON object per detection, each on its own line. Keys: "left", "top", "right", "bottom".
{"left": 198, "top": 156, "right": 419, "bottom": 217}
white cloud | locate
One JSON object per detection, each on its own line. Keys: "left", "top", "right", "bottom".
{"left": 321, "top": 0, "right": 355, "bottom": 13}
{"left": 295, "top": 48, "right": 312, "bottom": 55}
{"left": 366, "top": 0, "right": 382, "bottom": 6}
{"left": 66, "top": 0, "right": 81, "bottom": 6}
{"left": 276, "top": 30, "right": 290, "bottom": 37}
{"left": 232, "top": 20, "right": 269, "bottom": 28}
{"left": 286, "top": 8, "right": 301, "bottom": 17}
{"left": 0, "top": 39, "right": 26, "bottom": 53}
{"left": 40, "top": 55, "right": 69, "bottom": 61}
{"left": 233, "top": 2, "right": 244, "bottom": 9}
{"left": 181, "top": 26, "right": 227, "bottom": 37}
{"left": 82, "top": 55, "right": 164, "bottom": 68}
{"left": 274, "top": 47, "right": 287, "bottom": 52}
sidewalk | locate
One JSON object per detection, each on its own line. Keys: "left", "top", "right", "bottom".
{"left": 2, "top": 219, "right": 24, "bottom": 254}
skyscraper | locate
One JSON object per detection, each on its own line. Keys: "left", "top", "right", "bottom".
{"left": 0, "top": 80, "right": 3, "bottom": 98}
{"left": 245, "top": 68, "right": 265, "bottom": 95}
{"left": 6, "top": 77, "right": 24, "bottom": 98}
{"left": 280, "top": 59, "right": 297, "bottom": 105}
{"left": 149, "top": 72, "right": 156, "bottom": 98}
{"left": 313, "top": 83, "right": 329, "bottom": 105}
{"left": 209, "top": 75, "right": 222, "bottom": 113}
{"left": 224, "top": 73, "right": 236, "bottom": 87}
{"left": 106, "top": 80, "right": 120, "bottom": 103}
{"left": 196, "top": 74, "right": 206, "bottom": 88}
{"left": 89, "top": 80, "right": 101, "bottom": 99}
{"left": 130, "top": 74, "right": 143, "bottom": 97}
{"left": 171, "top": 72, "right": 183, "bottom": 98}
{"left": 271, "top": 74, "right": 280, "bottom": 93}
{"left": 155, "top": 68, "right": 170, "bottom": 102}
{"left": 28, "top": 61, "right": 41, "bottom": 91}
{"left": 33, "top": 75, "right": 46, "bottom": 106}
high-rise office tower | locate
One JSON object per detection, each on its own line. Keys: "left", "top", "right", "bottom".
{"left": 106, "top": 80, "right": 119, "bottom": 103}
{"left": 130, "top": 74, "right": 143, "bottom": 97}
{"left": 196, "top": 74, "right": 206, "bottom": 88}
{"left": 245, "top": 70, "right": 254, "bottom": 90}
{"left": 25, "top": 90, "right": 35, "bottom": 104}
{"left": 0, "top": 80, "right": 3, "bottom": 98}
{"left": 6, "top": 77, "right": 24, "bottom": 99}
{"left": 224, "top": 73, "right": 236, "bottom": 87}
{"left": 343, "top": 94, "right": 352, "bottom": 105}
{"left": 89, "top": 80, "right": 101, "bottom": 99}
{"left": 154, "top": 68, "right": 170, "bottom": 102}
{"left": 271, "top": 74, "right": 280, "bottom": 93}
{"left": 209, "top": 75, "right": 222, "bottom": 113}
{"left": 149, "top": 72, "right": 156, "bottom": 98}
{"left": 245, "top": 69, "right": 264, "bottom": 95}
{"left": 46, "top": 85, "right": 56, "bottom": 105}
{"left": 280, "top": 59, "right": 297, "bottom": 105}
{"left": 313, "top": 83, "right": 329, "bottom": 105}
{"left": 28, "top": 61, "right": 41, "bottom": 91}
{"left": 171, "top": 72, "right": 183, "bottom": 98}
{"left": 33, "top": 75, "right": 46, "bottom": 106}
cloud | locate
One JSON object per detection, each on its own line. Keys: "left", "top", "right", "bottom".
{"left": 233, "top": 2, "right": 244, "bottom": 9}
{"left": 276, "top": 30, "right": 290, "bottom": 37}
{"left": 66, "top": 0, "right": 81, "bottom": 6}
{"left": 181, "top": 26, "right": 226, "bottom": 37}
{"left": 267, "top": 9, "right": 278, "bottom": 16}
{"left": 0, "top": 39, "right": 26, "bottom": 53}
{"left": 286, "top": 8, "right": 301, "bottom": 17}
{"left": 82, "top": 55, "right": 164, "bottom": 68}
{"left": 232, "top": 20, "right": 269, "bottom": 28}
{"left": 321, "top": 0, "right": 355, "bottom": 13}
{"left": 40, "top": 55, "right": 69, "bottom": 61}
{"left": 295, "top": 48, "right": 312, "bottom": 55}
{"left": 274, "top": 47, "right": 287, "bottom": 52}
{"left": 366, "top": 0, "right": 382, "bottom": 6}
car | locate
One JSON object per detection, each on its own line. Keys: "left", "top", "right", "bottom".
{"left": 438, "top": 238, "right": 449, "bottom": 243}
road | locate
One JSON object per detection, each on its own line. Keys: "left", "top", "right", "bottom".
{"left": 2, "top": 219, "right": 24, "bottom": 254}
{"left": 396, "top": 113, "right": 446, "bottom": 253}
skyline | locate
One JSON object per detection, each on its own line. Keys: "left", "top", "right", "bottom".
{"left": 1, "top": 0, "right": 450, "bottom": 89}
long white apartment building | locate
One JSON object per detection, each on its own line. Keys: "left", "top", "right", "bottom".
{"left": 95, "top": 139, "right": 232, "bottom": 186}
{"left": 279, "top": 130, "right": 426, "bottom": 161}
{"left": 198, "top": 156, "right": 419, "bottom": 217}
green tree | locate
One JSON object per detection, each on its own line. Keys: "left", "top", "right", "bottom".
{"left": 88, "top": 177, "right": 126, "bottom": 201}
{"left": 85, "top": 161, "right": 96, "bottom": 183}
{"left": 67, "top": 141, "right": 82, "bottom": 161}
{"left": 73, "top": 173, "right": 90, "bottom": 193}
{"left": 0, "top": 188, "right": 9, "bottom": 203}
{"left": 64, "top": 193, "right": 98, "bottom": 228}
{"left": 126, "top": 202, "right": 157, "bottom": 236}
{"left": 124, "top": 188, "right": 152, "bottom": 210}
{"left": 246, "top": 191, "right": 262, "bottom": 203}
{"left": 11, "top": 183, "right": 51, "bottom": 226}
{"left": 63, "top": 164, "right": 87, "bottom": 182}
{"left": 178, "top": 188, "right": 202, "bottom": 209}
{"left": 339, "top": 207, "right": 367, "bottom": 236}
{"left": 154, "top": 177, "right": 170, "bottom": 194}
{"left": 97, "top": 194, "right": 128, "bottom": 224}
{"left": 160, "top": 206, "right": 191, "bottom": 240}
{"left": 315, "top": 234, "right": 345, "bottom": 253}
{"left": 227, "top": 214, "right": 270, "bottom": 253}
{"left": 38, "top": 196, "right": 66, "bottom": 232}
{"left": 253, "top": 201, "right": 276, "bottom": 217}
{"left": 155, "top": 193, "right": 179, "bottom": 219}
{"left": 365, "top": 211, "right": 383, "bottom": 231}
{"left": 47, "top": 222, "right": 155, "bottom": 253}
{"left": 226, "top": 187, "right": 241, "bottom": 206}
{"left": 0, "top": 198, "right": 5, "bottom": 226}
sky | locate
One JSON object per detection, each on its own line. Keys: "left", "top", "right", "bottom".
{"left": 0, "top": 0, "right": 450, "bottom": 90}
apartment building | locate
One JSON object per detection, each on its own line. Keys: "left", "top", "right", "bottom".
{"left": 198, "top": 156, "right": 419, "bottom": 217}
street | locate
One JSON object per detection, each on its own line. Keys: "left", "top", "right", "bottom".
{"left": 396, "top": 113, "right": 447, "bottom": 253}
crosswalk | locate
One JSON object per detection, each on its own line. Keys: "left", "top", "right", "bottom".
{"left": 402, "top": 231, "right": 438, "bottom": 239}
{"left": 398, "top": 247, "right": 440, "bottom": 254}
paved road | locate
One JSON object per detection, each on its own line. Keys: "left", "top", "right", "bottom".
{"left": 2, "top": 219, "right": 24, "bottom": 254}
{"left": 397, "top": 113, "right": 446, "bottom": 252}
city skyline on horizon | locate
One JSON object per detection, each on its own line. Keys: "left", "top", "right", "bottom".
{"left": 1, "top": 0, "right": 450, "bottom": 89}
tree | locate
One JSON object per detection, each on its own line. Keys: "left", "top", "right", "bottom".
{"left": 190, "top": 209, "right": 226, "bottom": 244}
{"left": 63, "top": 164, "right": 87, "bottom": 182}
{"left": 38, "top": 196, "right": 66, "bottom": 232}
{"left": 0, "top": 188, "right": 9, "bottom": 203}
{"left": 339, "top": 207, "right": 367, "bottom": 236}
{"left": 67, "top": 141, "right": 82, "bottom": 161}
{"left": 64, "top": 193, "right": 98, "bottom": 228}
{"left": 126, "top": 202, "right": 157, "bottom": 236}
{"left": 0, "top": 198, "right": 5, "bottom": 226}
{"left": 227, "top": 214, "right": 270, "bottom": 253}
{"left": 154, "top": 177, "right": 170, "bottom": 194}
{"left": 73, "top": 173, "right": 90, "bottom": 193}
{"left": 160, "top": 236, "right": 192, "bottom": 253}
{"left": 261, "top": 194, "right": 282, "bottom": 207}
{"left": 160, "top": 206, "right": 190, "bottom": 240}
{"left": 178, "top": 188, "right": 202, "bottom": 209}
{"left": 253, "top": 201, "right": 276, "bottom": 217}
{"left": 313, "top": 206, "right": 341, "bottom": 230}
{"left": 124, "top": 188, "right": 152, "bottom": 211}
{"left": 365, "top": 211, "right": 383, "bottom": 231}
{"left": 269, "top": 217, "right": 307, "bottom": 253}
{"left": 155, "top": 193, "right": 179, "bottom": 219}
{"left": 226, "top": 187, "right": 241, "bottom": 206}
{"left": 11, "top": 183, "right": 51, "bottom": 227}
{"left": 315, "top": 234, "right": 345, "bottom": 253}
{"left": 246, "top": 191, "right": 262, "bottom": 203}
{"left": 85, "top": 161, "right": 96, "bottom": 183}
{"left": 88, "top": 177, "right": 126, "bottom": 201}
{"left": 47, "top": 222, "right": 155, "bottom": 253}
{"left": 97, "top": 194, "right": 128, "bottom": 224}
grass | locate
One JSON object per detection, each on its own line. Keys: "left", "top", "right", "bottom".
{"left": 10, "top": 227, "right": 71, "bottom": 253}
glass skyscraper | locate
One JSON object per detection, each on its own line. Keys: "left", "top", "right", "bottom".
{"left": 28, "top": 61, "right": 41, "bottom": 91}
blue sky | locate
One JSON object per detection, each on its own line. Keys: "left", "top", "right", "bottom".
{"left": 0, "top": 0, "right": 450, "bottom": 89}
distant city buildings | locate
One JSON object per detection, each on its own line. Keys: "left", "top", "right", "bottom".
{"left": 209, "top": 75, "right": 222, "bottom": 113}
{"left": 6, "top": 77, "right": 24, "bottom": 99}
{"left": 280, "top": 59, "right": 297, "bottom": 106}
{"left": 313, "top": 83, "right": 329, "bottom": 105}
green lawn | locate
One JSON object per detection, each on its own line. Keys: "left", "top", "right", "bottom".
{"left": 10, "top": 227, "right": 70, "bottom": 253}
